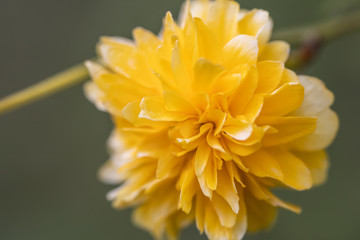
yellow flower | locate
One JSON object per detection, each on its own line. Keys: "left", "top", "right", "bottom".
{"left": 85, "top": 0, "right": 339, "bottom": 239}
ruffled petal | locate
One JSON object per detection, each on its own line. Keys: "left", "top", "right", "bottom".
{"left": 238, "top": 9, "right": 269, "bottom": 38}
{"left": 266, "top": 148, "right": 312, "bottom": 190}
{"left": 291, "top": 109, "right": 339, "bottom": 151}
{"left": 293, "top": 150, "right": 330, "bottom": 186}
{"left": 222, "top": 35, "right": 259, "bottom": 74}
{"left": 295, "top": 75, "right": 335, "bottom": 115}
{"left": 256, "top": 60, "right": 284, "bottom": 94}
{"left": 139, "top": 96, "right": 192, "bottom": 121}
{"left": 258, "top": 41, "right": 290, "bottom": 62}
{"left": 261, "top": 83, "right": 304, "bottom": 116}
{"left": 242, "top": 149, "right": 284, "bottom": 180}
{"left": 206, "top": 0, "right": 239, "bottom": 44}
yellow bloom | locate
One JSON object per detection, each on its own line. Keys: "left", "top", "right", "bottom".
{"left": 85, "top": 0, "right": 339, "bottom": 239}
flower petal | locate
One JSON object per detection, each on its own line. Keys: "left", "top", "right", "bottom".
{"left": 177, "top": 123, "right": 212, "bottom": 145}
{"left": 195, "top": 142, "right": 212, "bottom": 177}
{"left": 122, "top": 101, "right": 154, "bottom": 127}
{"left": 194, "top": 17, "right": 220, "bottom": 62}
{"left": 189, "top": 0, "right": 210, "bottom": 20}
{"left": 99, "top": 37, "right": 162, "bottom": 92}
{"left": 195, "top": 194, "right": 206, "bottom": 234}
{"left": 133, "top": 183, "right": 179, "bottom": 239}
{"left": 245, "top": 191, "right": 277, "bottom": 232}
{"left": 207, "top": 131, "right": 226, "bottom": 153}
{"left": 192, "top": 58, "right": 225, "bottom": 92}
{"left": 242, "top": 149, "right": 284, "bottom": 180}
{"left": 291, "top": 109, "right": 339, "bottom": 151}
{"left": 266, "top": 148, "right": 312, "bottom": 190}
{"left": 227, "top": 188, "right": 247, "bottom": 240}
{"left": 206, "top": 0, "right": 239, "bottom": 44}
{"left": 84, "top": 81, "right": 107, "bottom": 112}
{"left": 245, "top": 175, "right": 301, "bottom": 213}
{"left": 294, "top": 75, "right": 335, "bottom": 116}
{"left": 139, "top": 96, "right": 191, "bottom": 122}
{"left": 98, "top": 160, "right": 123, "bottom": 184}
{"left": 212, "top": 193, "right": 238, "bottom": 228}
{"left": 171, "top": 41, "right": 192, "bottom": 96}
{"left": 178, "top": 162, "right": 199, "bottom": 214}
{"left": 294, "top": 150, "right": 329, "bottom": 186}
{"left": 216, "top": 168, "right": 240, "bottom": 213}
{"left": 261, "top": 83, "right": 304, "bottom": 116}
{"left": 242, "top": 95, "right": 264, "bottom": 122}
{"left": 256, "top": 60, "right": 284, "bottom": 94}
{"left": 258, "top": 116, "right": 317, "bottom": 146}
{"left": 257, "top": 18, "right": 273, "bottom": 45}
{"left": 222, "top": 35, "right": 259, "bottom": 73}
{"left": 133, "top": 27, "right": 161, "bottom": 53}
{"left": 205, "top": 109, "right": 227, "bottom": 135}
{"left": 238, "top": 9, "right": 269, "bottom": 38}
{"left": 229, "top": 66, "right": 259, "bottom": 116}
{"left": 198, "top": 173, "right": 213, "bottom": 199}
{"left": 157, "top": 153, "right": 185, "bottom": 179}
{"left": 98, "top": 36, "right": 135, "bottom": 77}
{"left": 204, "top": 155, "right": 218, "bottom": 190}
{"left": 223, "top": 119, "right": 253, "bottom": 141}
{"left": 163, "top": 91, "right": 196, "bottom": 114}
{"left": 259, "top": 40, "right": 290, "bottom": 62}
{"left": 225, "top": 138, "right": 261, "bottom": 156}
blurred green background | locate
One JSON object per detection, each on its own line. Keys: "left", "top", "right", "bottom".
{"left": 1, "top": 0, "right": 360, "bottom": 239}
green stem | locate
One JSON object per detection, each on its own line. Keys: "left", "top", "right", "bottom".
{"left": 0, "top": 63, "right": 89, "bottom": 116}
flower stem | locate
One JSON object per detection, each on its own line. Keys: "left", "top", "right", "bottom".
{"left": 0, "top": 63, "right": 89, "bottom": 116}
{"left": 273, "top": 9, "right": 360, "bottom": 45}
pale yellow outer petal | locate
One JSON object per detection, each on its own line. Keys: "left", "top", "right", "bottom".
{"left": 84, "top": 81, "right": 107, "bottom": 112}
{"left": 206, "top": 0, "right": 239, "bottom": 45}
{"left": 291, "top": 75, "right": 339, "bottom": 151}
{"left": 84, "top": 61, "right": 109, "bottom": 112}
{"left": 98, "top": 160, "right": 123, "bottom": 184}
{"left": 257, "top": 18, "right": 273, "bottom": 45}
{"left": 294, "top": 150, "right": 330, "bottom": 186}
{"left": 295, "top": 75, "right": 335, "bottom": 116}
{"left": 189, "top": 0, "right": 210, "bottom": 20}
{"left": 291, "top": 109, "right": 339, "bottom": 151}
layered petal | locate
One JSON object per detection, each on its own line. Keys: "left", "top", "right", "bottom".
{"left": 85, "top": 1, "right": 339, "bottom": 240}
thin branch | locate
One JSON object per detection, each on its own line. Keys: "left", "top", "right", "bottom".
{"left": 0, "top": 63, "right": 88, "bottom": 116}
{"left": 273, "top": 9, "right": 360, "bottom": 45}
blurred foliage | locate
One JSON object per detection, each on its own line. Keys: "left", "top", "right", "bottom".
{"left": 321, "top": 0, "right": 360, "bottom": 15}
